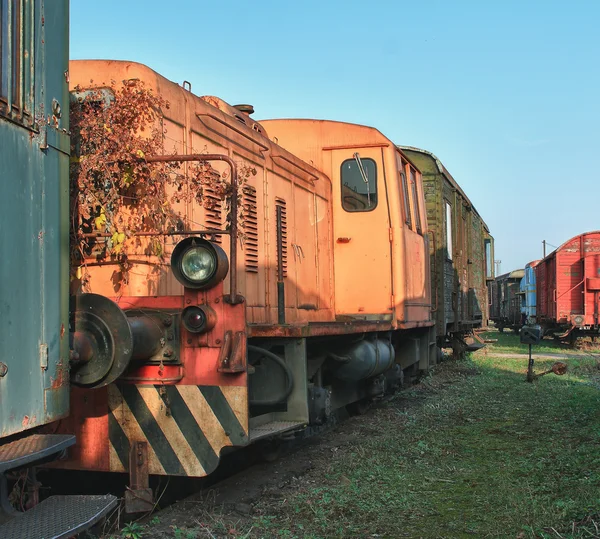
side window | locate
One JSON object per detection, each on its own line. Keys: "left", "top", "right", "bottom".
{"left": 1, "top": 0, "right": 35, "bottom": 125}
{"left": 445, "top": 201, "right": 453, "bottom": 260}
{"left": 484, "top": 238, "right": 493, "bottom": 278}
{"left": 409, "top": 167, "right": 422, "bottom": 234}
{"left": 341, "top": 154, "right": 377, "bottom": 212}
{"left": 398, "top": 157, "right": 412, "bottom": 227}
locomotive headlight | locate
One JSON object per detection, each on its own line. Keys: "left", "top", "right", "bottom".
{"left": 181, "top": 246, "right": 216, "bottom": 283}
{"left": 171, "top": 237, "right": 229, "bottom": 289}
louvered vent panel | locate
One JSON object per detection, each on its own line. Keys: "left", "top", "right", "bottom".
{"left": 275, "top": 198, "right": 288, "bottom": 278}
{"left": 243, "top": 186, "right": 259, "bottom": 273}
{"left": 203, "top": 184, "right": 223, "bottom": 244}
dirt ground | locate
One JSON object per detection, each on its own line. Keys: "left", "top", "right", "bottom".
{"left": 134, "top": 385, "right": 440, "bottom": 538}
{"left": 137, "top": 415, "right": 380, "bottom": 537}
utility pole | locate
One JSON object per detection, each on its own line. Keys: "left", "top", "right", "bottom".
{"left": 543, "top": 240, "right": 546, "bottom": 258}
{"left": 494, "top": 259, "right": 501, "bottom": 275}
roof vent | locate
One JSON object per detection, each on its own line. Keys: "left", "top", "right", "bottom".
{"left": 234, "top": 104, "right": 254, "bottom": 115}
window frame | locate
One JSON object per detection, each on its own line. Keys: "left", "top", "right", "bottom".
{"left": 409, "top": 166, "right": 422, "bottom": 235}
{"left": 445, "top": 200, "right": 453, "bottom": 260}
{"left": 340, "top": 156, "right": 378, "bottom": 213}
{"left": 0, "top": 0, "right": 35, "bottom": 128}
{"left": 484, "top": 238, "right": 493, "bottom": 279}
{"left": 398, "top": 155, "right": 412, "bottom": 228}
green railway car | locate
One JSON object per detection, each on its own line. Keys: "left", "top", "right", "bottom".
{"left": 399, "top": 147, "right": 494, "bottom": 354}
{"left": 0, "top": 2, "right": 115, "bottom": 536}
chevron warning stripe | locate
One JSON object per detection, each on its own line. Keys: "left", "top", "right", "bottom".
{"left": 108, "top": 384, "right": 248, "bottom": 477}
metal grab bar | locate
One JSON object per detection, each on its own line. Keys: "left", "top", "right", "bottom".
{"left": 196, "top": 111, "right": 269, "bottom": 152}
{"left": 271, "top": 152, "right": 319, "bottom": 182}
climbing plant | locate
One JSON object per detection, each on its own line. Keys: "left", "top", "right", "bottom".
{"left": 69, "top": 79, "right": 252, "bottom": 290}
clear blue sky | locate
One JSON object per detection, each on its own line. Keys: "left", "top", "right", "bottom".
{"left": 71, "top": 0, "right": 600, "bottom": 274}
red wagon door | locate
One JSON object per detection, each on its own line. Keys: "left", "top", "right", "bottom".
{"left": 584, "top": 253, "right": 600, "bottom": 326}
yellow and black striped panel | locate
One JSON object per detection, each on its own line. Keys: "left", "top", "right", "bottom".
{"left": 108, "top": 384, "right": 248, "bottom": 477}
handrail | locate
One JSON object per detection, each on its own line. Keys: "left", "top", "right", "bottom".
{"left": 271, "top": 152, "right": 319, "bottom": 182}
{"left": 196, "top": 111, "right": 269, "bottom": 152}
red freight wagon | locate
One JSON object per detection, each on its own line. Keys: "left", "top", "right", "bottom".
{"left": 537, "top": 231, "right": 600, "bottom": 342}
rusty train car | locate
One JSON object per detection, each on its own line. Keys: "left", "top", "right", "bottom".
{"left": 0, "top": 3, "right": 116, "bottom": 537}
{"left": 34, "top": 60, "right": 438, "bottom": 509}
{"left": 489, "top": 269, "right": 525, "bottom": 332}
{"left": 536, "top": 231, "right": 600, "bottom": 342}
{"left": 398, "top": 147, "right": 495, "bottom": 354}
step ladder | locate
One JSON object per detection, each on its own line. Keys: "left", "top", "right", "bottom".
{"left": 0, "top": 434, "right": 118, "bottom": 539}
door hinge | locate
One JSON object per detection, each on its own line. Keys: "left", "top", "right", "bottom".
{"left": 40, "top": 343, "right": 48, "bottom": 370}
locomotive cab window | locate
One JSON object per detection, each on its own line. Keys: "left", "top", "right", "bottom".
{"left": 400, "top": 163, "right": 412, "bottom": 228}
{"left": 409, "top": 167, "right": 422, "bottom": 234}
{"left": 341, "top": 154, "right": 377, "bottom": 212}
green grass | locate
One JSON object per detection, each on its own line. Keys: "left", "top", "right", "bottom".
{"left": 250, "top": 353, "right": 600, "bottom": 538}
{"left": 478, "top": 330, "right": 576, "bottom": 356}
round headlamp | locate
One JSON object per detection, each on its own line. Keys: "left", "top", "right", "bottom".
{"left": 181, "top": 245, "right": 216, "bottom": 283}
{"left": 171, "top": 237, "right": 229, "bottom": 289}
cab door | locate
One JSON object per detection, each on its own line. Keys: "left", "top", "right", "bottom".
{"left": 330, "top": 148, "right": 392, "bottom": 317}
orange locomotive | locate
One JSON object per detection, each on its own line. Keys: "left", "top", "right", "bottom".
{"left": 58, "top": 60, "right": 435, "bottom": 508}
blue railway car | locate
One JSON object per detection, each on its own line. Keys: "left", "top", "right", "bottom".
{"left": 519, "top": 261, "right": 540, "bottom": 325}
{"left": 0, "top": 2, "right": 115, "bottom": 536}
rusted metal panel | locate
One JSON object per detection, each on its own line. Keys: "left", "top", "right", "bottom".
{"left": 490, "top": 270, "right": 524, "bottom": 328}
{"left": 0, "top": 0, "right": 70, "bottom": 438}
{"left": 538, "top": 232, "right": 600, "bottom": 328}
{"left": 399, "top": 147, "right": 493, "bottom": 343}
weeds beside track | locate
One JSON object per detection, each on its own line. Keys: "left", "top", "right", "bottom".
{"left": 247, "top": 334, "right": 600, "bottom": 538}
{"left": 129, "top": 332, "right": 600, "bottom": 538}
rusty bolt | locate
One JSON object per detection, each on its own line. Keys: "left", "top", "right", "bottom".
{"left": 186, "top": 299, "right": 192, "bottom": 305}
{"left": 187, "top": 338, "right": 192, "bottom": 345}
{"left": 0, "top": 362, "right": 7, "bottom": 377}
{"left": 167, "top": 331, "right": 174, "bottom": 341}
{"left": 215, "top": 297, "right": 220, "bottom": 304}
{"left": 163, "top": 317, "right": 172, "bottom": 327}
{"left": 215, "top": 339, "right": 221, "bottom": 345}
{"left": 163, "top": 348, "right": 174, "bottom": 358}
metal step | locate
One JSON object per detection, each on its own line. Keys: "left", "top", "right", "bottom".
{"left": 0, "top": 494, "right": 118, "bottom": 539}
{"left": 0, "top": 435, "right": 75, "bottom": 473}
{"left": 249, "top": 420, "right": 306, "bottom": 442}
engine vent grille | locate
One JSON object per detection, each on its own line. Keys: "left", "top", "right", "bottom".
{"left": 275, "top": 198, "right": 288, "bottom": 278}
{"left": 243, "top": 186, "right": 259, "bottom": 273}
{"left": 203, "top": 184, "right": 223, "bottom": 244}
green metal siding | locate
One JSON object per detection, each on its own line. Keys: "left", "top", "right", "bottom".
{"left": 0, "top": 0, "right": 70, "bottom": 437}
{"left": 402, "top": 148, "right": 491, "bottom": 344}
